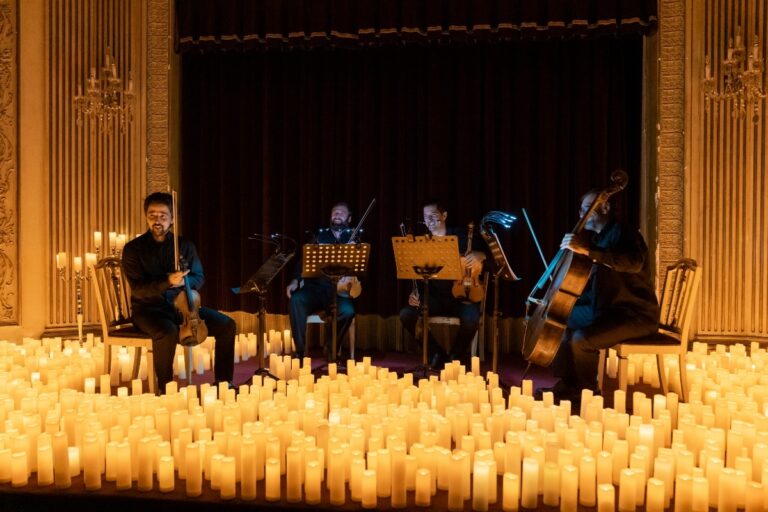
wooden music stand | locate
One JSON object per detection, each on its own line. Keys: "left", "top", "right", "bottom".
{"left": 392, "top": 235, "right": 463, "bottom": 377}
{"left": 302, "top": 242, "right": 370, "bottom": 371}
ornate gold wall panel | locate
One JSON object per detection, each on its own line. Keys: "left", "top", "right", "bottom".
{"left": 47, "top": 0, "right": 145, "bottom": 327}
{"left": 688, "top": 0, "right": 768, "bottom": 340}
{"left": 0, "top": 0, "right": 19, "bottom": 325}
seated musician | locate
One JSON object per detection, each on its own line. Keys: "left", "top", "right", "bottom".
{"left": 399, "top": 200, "right": 488, "bottom": 369}
{"left": 286, "top": 202, "right": 358, "bottom": 359}
{"left": 122, "top": 192, "right": 236, "bottom": 393}
{"left": 540, "top": 189, "right": 660, "bottom": 403}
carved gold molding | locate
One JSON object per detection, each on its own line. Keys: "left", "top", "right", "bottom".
{"left": 0, "top": 0, "right": 19, "bottom": 325}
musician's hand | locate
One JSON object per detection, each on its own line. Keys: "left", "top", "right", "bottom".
{"left": 408, "top": 292, "right": 420, "bottom": 307}
{"left": 168, "top": 270, "right": 189, "bottom": 288}
{"left": 462, "top": 251, "right": 486, "bottom": 272}
{"left": 286, "top": 279, "right": 299, "bottom": 298}
{"left": 561, "top": 233, "right": 590, "bottom": 256}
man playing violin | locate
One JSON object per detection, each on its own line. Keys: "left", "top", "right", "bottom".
{"left": 399, "top": 200, "right": 488, "bottom": 369}
{"left": 122, "top": 192, "right": 236, "bottom": 394}
{"left": 286, "top": 202, "right": 358, "bottom": 359}
{"left": 541, "top": 189, "right": 660, "bottom": 404}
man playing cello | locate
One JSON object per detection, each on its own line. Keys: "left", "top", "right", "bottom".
{"left": 537, "top": 188, "right": 659, "bottom": 404}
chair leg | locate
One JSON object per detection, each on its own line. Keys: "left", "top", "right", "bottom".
{"left": 186, "top": 347, "right": 194, "bottom": 386}
{"left": 618, "top": 357, "right": 629, "bottom": 393}
{"left": 596, "top": 349, "right": 606, "bottom": 394}
{"left": 131, "top": 347, "right": 142, "bottom": 384}
{"left": 349, "top": 318, "right": 356, "bottom": 360}
{"left": 104, "top": 343, "right": 111, "bottom": 386}
{"left": 470, "top": 332, "right": 478, "bottom": 358}
{"left": 678, "top": 354, "right": 688, "bottom": 403}
{"left": 657, "top": 354, "right": 668, "bottom": 395}
{"left": 146, "top": 347, "right": 156, "bottom": 395}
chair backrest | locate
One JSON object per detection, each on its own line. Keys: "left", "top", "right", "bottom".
{"left": 658, "top": 258, "right": 702, "bottom": 345}
{"left": 90, "top": 256, "right": 135, "bottom": 334}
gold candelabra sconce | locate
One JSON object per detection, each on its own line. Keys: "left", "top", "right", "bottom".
{"left": 73, "top": 47, "right": 135, "bottom": 132}
{"left": 55, "top": 252, "right": 97, "bottom": 342}
{"left": 703, "top": 27, "right": 766, "bottom": 123}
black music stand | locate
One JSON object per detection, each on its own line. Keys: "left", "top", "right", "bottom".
{"left": 233, "top": 241, "right": 295, "bottom": 382}
{"left": 479, "top": 212, "right": 520, "bottom": 375}
{"left": 392, "top": 236, "right": 463, "bottom": 378}
{"left": 302, "top": 242, "right": 370, "bottom": 374}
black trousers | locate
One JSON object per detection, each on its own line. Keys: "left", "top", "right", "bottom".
{"left": 399, "top": 292, "right": 480, "bottom": 360}
{"left": 132, "top": 304, "right": 236, "bottom": 393}
{"left": 552, "top": 305, "right": 658, "bottom": 391}
{"left": 288, "top": 280, "right": 355, "bottom": 356}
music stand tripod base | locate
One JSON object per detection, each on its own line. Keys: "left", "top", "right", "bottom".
{"left": 302, "top": 243, "right": 370, "bottom": 376}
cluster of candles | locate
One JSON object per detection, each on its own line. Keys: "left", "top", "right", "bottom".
{"left": 1, "top": 337, "right": 768, "bottom": 512}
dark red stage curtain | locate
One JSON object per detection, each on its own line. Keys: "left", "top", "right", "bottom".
{"left": 176, "top": 0, "right": 657, "bottom": 52}
{"left": 179, "top": 38, "right": 644, "bottom": 317}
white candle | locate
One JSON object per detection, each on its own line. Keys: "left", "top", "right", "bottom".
{"left": 37, "top": 444, "right": 54, "bottom": 486}
{"left": 473, "top": 460, "right": 491, "bottom": 511}
{"left": 220, "top": 456, "right": 236, "bottom": 500}
{"left": 745, "top": 481, "right": 763, "bottom": 512}
{"left": 561, "top": 464, "right": 578, "bottom": 512}
{"left": 68, "top": 446, "right": 80, "bottom": 478}
{"left": 542, "top": 462, "right": 560, "bottom": 507}
{"left": 286, "top": 446, "right": 302, "bottom": 503}
{"left": 73, "top": 256, "right": 83, "bottom": 273}
{"left": 265, "top": 457, "right": 281, "bottom": 501}
{"left": 94, "top": 231, "right": 103, "bottom": 250}
{"left": 646, "top": 477, "right": 665, "bottom": 512}
{"left": 674, "top": 474, "right": 692, "bottom": 512}
{"left": 415, "top": 468, "right": 431, "bottom": 507}
{"left": 306, "top": 460, "right": 322, "bottom": 505}
{"left": 185, "top": 442, "right": 202, "bottom": 497}
{"left": 618, "top": 468, "right": 636, "bottom": 511}
{"left": 579, "top": 455, "right": 596, "bottom": 506}
{"left": 240, "top": 437, "right": 256, "bottom": 501}
{"left": 503, "top": 472, "right": 520, "bottom": 512}
{"left": 362, "top": 469, "right": 377, "bottom": 509}
{"left": 82, "top": 433, "right": 101, "bottom": 490}
{"left": 691, "top": 476, "right": 709, "bottom": 511}
{"left": 108, "top": 232, "right": 117, "bottom": 250}
{"left": 115, "top": 442, "right": 131, "bottom": 490}
{"left": 521, "top": 457, "right": 539, "bottom": 509}
{"left": 85, "top": 252, "right": 97, "bottom": 269}
{"left": 52, "top": 432, "right": 71, "bottom": 489}
{"left": 597, "top": 483, "right": 615, "bottom": 512}
{"left": 11, "top": 452, "right": 28, "bottom": 487}
{"left": 158, "top": 455, "right": 175, "bottom": 492}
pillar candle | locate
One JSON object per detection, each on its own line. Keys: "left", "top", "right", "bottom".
{"left": 448, "top": 453, "right": 464, "bottom": 512}
{"left": 361, "top": 469, "right": 378, "bottom": 509}
{"left": 220, "top": 456, "right": 236, "bottom": 500}
{"left": 618, "top": 468, "right": 636, "bottom": 512}
{"left": 579, "top": 454, "right": 596, "bottom": 507}
{"left": 11, "top": 452, "right": 28, "bottom": 487}
{"left": 473, "top": 460, "right": 491, "bottom": 511}
{"left": 52, "top": 432, "right": 71, "bottom": 489}
{"left": 115, "top": 441, "right": 131, "bottom": 490}
{"left": 542, "top": 462, "right": 560, "bottom": 507}
{"left": 646, "top": 478, "right": 665, "bottom": 512}
{"left": 306, "top": 460, "right": 322, "bottom": 505}
{"left": 84, "top": 378, "right": 95, "bottom": 394}
{"left": 265, "top": 457, "right": 281, "bottom": 501}
{"left": 415, "top": 468, "right": 431, "bottom": 507}
{"left": 67, "top": 446, "right": 80, "bottom": 478}
{"left": 240, "top": 437, "right": 257, "bottom": 501}
{"left": 706, "top": 457, "right": 723, "bottom": 509}
{"left": 185, "top": 442, "right": 202, "bottom": 497}
{"left": 611, "top": 439, "right": 628, "bottom": 485}
{"left": 597, "top": 483, "right": 615, "bottom": 512}
{"left": 286, "top": 446, "right": 302, "bottom": 503}
{"left": 745, "top": 481, "right": 763, "bottom": 512}
{"left": 502, "top": 472, "right": 520, "bottom": 512}
{"left": 391, "top": 446, "right": 407, "bottom": 508}
{"left": 37, "top": 444, "right": 54, "bottom": 486}
{"left": 716, "top": 467, "right": 738, "bottom": 512}
{"left": 328, "top": 448, "right": 345, "bottom": 506}
{"left": 520, "top": 457, "right": 539, "bottom": 509}
{"left": 674, "top": 473, "right": 692, "bottom": 512}
{"left": 83, "top": 433, "right": 101, "bottom": 490}
{"left": 561, "top": 464, "right": 578, "bottom": 512}
{"left": 153, "top": 455, "right": 172, "bottom": 493}
{"left": 597, "top": 450, "right": 612, "bottom": 485}
{"left": 691, "top": 476, "right": 709, "bottom": 512}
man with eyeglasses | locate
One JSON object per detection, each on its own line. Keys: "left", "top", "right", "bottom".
{"left": 122, "top": 192, "right": 236, "bottom": 394}
{"left": 537, "top": 189, "right": 659, "bottom": 405}
{"left": 399, "top": 200, "right": 488, "bottom": 369}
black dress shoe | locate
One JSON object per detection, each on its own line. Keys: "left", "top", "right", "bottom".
{"left": 213, "top": 380, "right": 237, "bottom": 393}
{"left": 535, "top": 380, "right": 582, "bottom": 404}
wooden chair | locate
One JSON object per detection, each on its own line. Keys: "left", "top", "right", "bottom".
{"left": 306, "top": 313, "right": 356, "bottom": 360}
{"left": 91, "top": 257, "right": 193, "bottom": 394}
{"left": 428, "top": 272, "right": 490, "bottom": 360}
{"left": 596, "top": 258, "right": 702, "bottom": 402}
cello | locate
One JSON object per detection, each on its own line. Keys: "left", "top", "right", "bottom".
{"left": 171, "top": 190, "right": 209, "bottom": 347}
{"left": 522, "top": 170, "right": 628, "bottom": 366}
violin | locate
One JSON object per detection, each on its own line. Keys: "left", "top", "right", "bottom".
{"left": 522, "top": 170, "right": 628, "bottom": 366}
{"left": 336, "top": 198, "right": 376, "bottom": 299}
{"left": 171, "top": 190, "right": 208, "bottom": 347}
{"left": 451, "top": 222, "right": 485, "bottom": 302}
